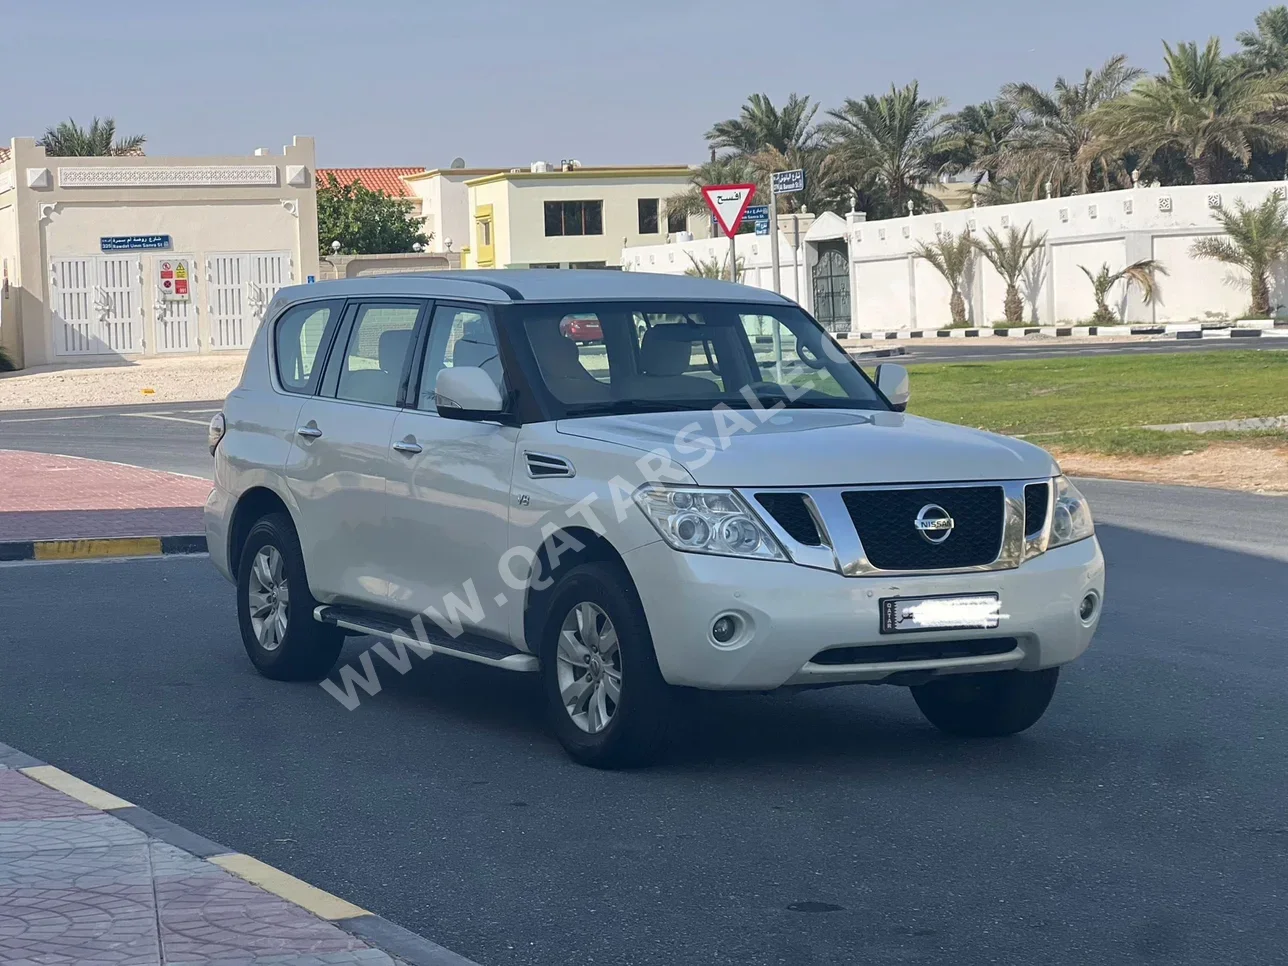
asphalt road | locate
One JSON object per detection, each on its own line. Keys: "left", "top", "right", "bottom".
{"left": 0, "top": 401, "right": 221, "bottom": 478}
{"left": 0, "top": 480, "right": 1284, "bottom": 966}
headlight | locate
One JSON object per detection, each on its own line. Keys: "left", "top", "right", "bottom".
{"left": 208, "top": 412, "right": 226, "bottom": 456}
{"left": 633, "top": 484, "right": 786, "bottom": 561}
{"left": 1049, "top": 475, "right": 1094, "bottom": 547}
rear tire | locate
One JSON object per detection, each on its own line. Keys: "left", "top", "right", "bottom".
{"left": 236, "top": 513, "right": 343, "bottom": 682}
{"left": 911, "top": 667, "right": 1059, "bottom": 737}
{"left": 540, "top": 562, "right": 671, "bottom": 768}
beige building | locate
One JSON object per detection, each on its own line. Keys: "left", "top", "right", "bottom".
{"left": 403, "top": 167, "right": 508, "bottom": 255}
{"left": 460, "top": 164, "right": 705, "bottom": 270}
{"left": 0, "top": 137, "right": 319, "bottom": 370}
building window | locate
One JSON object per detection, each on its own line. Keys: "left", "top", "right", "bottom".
{"left": 667, "top": 208, "right": 687, "bottom": 234}
{"left": 638, "top": 198, "right": 659, "bottom": 234}
{"left": 544, "top": 200, "right": 604, "bottom": 237}
{"left": 480, "top": 219, "right": 492, "bottom": 246}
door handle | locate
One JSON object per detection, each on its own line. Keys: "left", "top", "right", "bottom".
{"left": 296, "top": 425, "right": 323, "bottom": 439}
{"left": 393, "top": 440, "right": 423, "bottom": 455}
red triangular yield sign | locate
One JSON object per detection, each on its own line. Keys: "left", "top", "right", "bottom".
{"left": 702, "top": 183, "right": 757, "bottom": 238}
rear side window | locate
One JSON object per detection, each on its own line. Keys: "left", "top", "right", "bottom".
{"left": 334, "top": 303, "right": 423, "bottom": 407}
{"left": 275, "top": 302, "right": 339, "bottom": 394}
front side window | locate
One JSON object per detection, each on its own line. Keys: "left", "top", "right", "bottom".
{"left": 516, "top": 301, "right": 887, "bottom": 417}
{"left": 416, "top": 305, "right": 505, "bottom": 411}
{"left": 544, "top": 200, "right": 604, "bottom": 236}
{"left": 666, "top": 207, "right": 687, "bottom": 234}
{"left": 274, "top": 301, "right": 338, "bottom": 394}
{"left": 334, "top": 303, "right": 422, "bottom": 406}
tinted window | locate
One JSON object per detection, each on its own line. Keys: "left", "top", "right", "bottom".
{"left": 416, "top": 305, "right": 505, "bottom": 411}
{"left": 275, "top": 302, "right": 337, "bottom": 394}
{"left": 334, "top": 303, "right": 421, "bottom": 407}
{"left": 544, "top": 200, "right": 604, "bottom": 237}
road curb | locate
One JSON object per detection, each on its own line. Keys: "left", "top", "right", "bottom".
{"left": 0, "top": 533, "right": 207, "bottom": 563}
{"left": 2, "top": 740, "right": 482, "bottom": 966}
{"left": 844, "top": 322, "right": 1288, "bottom": 343}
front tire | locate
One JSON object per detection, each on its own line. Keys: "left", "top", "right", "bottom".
{"left": 540, "top": 562, "right": 671, "bottom": 768}
{"left": 236, "top": 513, "right": 343, "bottom": 682}
{"left": 911, "top": 667, "right": 1059, "bottom": 737}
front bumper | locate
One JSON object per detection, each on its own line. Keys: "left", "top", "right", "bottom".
{"left": 622, "top": 536, "right": 1104, "bottom": 691}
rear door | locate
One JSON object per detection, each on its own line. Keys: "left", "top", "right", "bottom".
{"left": 284, "top": 299, "right": 427, "bottom": 607}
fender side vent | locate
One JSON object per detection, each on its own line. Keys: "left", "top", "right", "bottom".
{"left": 525, "top": 452, "right": 574, "bottom": 479}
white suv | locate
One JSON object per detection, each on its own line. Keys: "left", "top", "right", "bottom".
{"left": 206, "top": 270, "right": 1103, "bottom": 767}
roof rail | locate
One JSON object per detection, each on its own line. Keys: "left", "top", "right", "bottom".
{"left": 419, "top": 272, "right": 525, "bottom": 300}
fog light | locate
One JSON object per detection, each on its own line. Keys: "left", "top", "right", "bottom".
{"left": 1079, "top": 592, "right": 1099, "bottom": 623}
{"left": 711, "top": 614, "right": 739, "bottom": 644}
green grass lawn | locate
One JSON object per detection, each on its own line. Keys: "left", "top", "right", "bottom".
{"left": 903, "top": 349, "right": 1288, "bottom": 456}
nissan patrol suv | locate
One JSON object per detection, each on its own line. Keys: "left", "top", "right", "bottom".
{"left": 206, "top": 270, "right": 1103, "bottom": 768}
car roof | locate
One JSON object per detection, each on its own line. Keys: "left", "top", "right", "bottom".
{"left": 272, "top": 269, "right": 794, "bottom": 306}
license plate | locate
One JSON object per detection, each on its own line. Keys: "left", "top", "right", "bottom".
{"left": 879, "top": 593, "right": 1001, "bottom": 634}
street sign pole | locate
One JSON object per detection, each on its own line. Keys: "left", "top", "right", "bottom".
{"left": 728, "top": 231, "right": 737, "bottom": 284}
{"left": 766, "top": 169, "right": 805, "bottom": 381}
{"left": 701, "top": 183, "right": 757, "bottom": 286}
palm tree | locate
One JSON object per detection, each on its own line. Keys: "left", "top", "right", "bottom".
{"left": 972, "top": 223, "right": 1047, "bottom": 323}
{"left": 37, "top": 117, "right": 145, "bottom": 157}
{"left": 1087, "top": 39, "right": 1288, "bottom": 185}
{"left": 936, "top": 100, "right": 1017, "bottom": 185}
{"left": 822, "top": 82, "right": 952, "bottom": 217}
{"left": 665, "top": 154, "right": 760, "bottom": 222}
{"left": 1078, "top": 260, "right": 1167, "bottom": 326}
{"left": 707, "top": 93, "right": 820, "bottom": 157}
{"left": 913, "top": 231, "right": 975, "bottom": 326}
{"left": 995, "top": 55, "right": 1143, "bottom": 197}
{"left": 1191, "top": 194, "right": 1288, "bottom": 318}
{"left": 1237, "top": 5, "right": 1288, "bottom": 73}
{"left": 684, "top": 250, "right": 744, "bottom": 282}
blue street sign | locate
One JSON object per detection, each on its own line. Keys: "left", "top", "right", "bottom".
{"left": 307, "top": 275, "right": 316, "bottom": 284}
{"left": 771, "top": 169, "right": 806, "bottom": 195}
{"left": 744, "top": 205, "right": 769, "bottom": 222}
{"left": 754, "top": 220, "right": 770, "bottom": 236}
{"left": 100, "top": 234, "right": 171, "bottom": 252}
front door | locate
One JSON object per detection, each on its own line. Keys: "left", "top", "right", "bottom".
{"left": 812, "top": 243, "right": 852, "bottom": 335}
{"left": 284, "top": 299, "right": 425, "bottom": 607}
{"left": 384, "top": 302, "right": 518, "bottom": 640}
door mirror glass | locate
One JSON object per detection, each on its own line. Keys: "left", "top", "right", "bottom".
{"left": 435, "top": 366, "right": 504, "bottom": 414}
{"left": 875, "top": 363, "right": 910, "bottom": 411}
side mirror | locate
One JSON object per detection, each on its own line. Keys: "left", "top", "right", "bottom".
{"left": 875, "top": 363, "right": 910, "bottom": 412}
{"left": 434, "top": 366, "right": 504, "bottom": 418}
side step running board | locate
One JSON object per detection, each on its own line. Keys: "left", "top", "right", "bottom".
{"left": 314, "top": 605, "right": 539, "bottom": 673}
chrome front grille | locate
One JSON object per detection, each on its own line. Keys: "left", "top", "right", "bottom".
{"left": 744, "top": 480, "right": 1051, "bottom": 577}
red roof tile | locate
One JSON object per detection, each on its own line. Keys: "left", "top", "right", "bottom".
{"left": 0, "top": 147, "right": 10, "bottom": 164}
{"left": 316, "top": 167, "right": 424, "bottom": 197}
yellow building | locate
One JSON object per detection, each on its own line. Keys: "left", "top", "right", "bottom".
{"left": 461, "top": 163, "right": 705, "bottom": 270}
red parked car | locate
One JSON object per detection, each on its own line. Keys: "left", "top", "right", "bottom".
{"left": 560, "top": 314, "right": 603, "bottom": 343}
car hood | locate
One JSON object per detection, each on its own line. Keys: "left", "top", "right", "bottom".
{"left": 555, "top": 409, "right": 1058, "bottom": 486}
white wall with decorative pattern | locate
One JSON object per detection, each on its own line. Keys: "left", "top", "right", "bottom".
{"left": 0, "top": 136, "right": 319, "bottom": 368}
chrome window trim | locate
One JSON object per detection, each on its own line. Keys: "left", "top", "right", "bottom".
{"left": 741, "top": 479, "right": 1054, "bottom": 577}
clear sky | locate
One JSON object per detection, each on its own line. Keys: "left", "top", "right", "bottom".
{"left": 1, "top": 0, "right": 1276, "bottom": 167}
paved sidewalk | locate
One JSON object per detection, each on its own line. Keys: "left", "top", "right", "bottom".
{"left": 0, "top": 742, "right": 476, "bottom": 965}
{"left": 0, "top": 450, "right": 210, "bottom": 543}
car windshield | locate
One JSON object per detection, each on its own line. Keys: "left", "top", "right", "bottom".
{"left": 513, "top": 300, "right": 889, "bottom": 417}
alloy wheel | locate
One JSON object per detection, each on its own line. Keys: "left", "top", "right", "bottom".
{"left": 556, "top": 601, "right": 622, "bottom": 734}
{"left": 247, "top": 546, "right": 290, "bottom": 651}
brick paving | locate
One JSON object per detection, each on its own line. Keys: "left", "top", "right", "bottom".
{"left": 0, "top": 450, "right": 211, "bottom": 543}
{"left": 0, "top": 765, "right": 400, "bottom": 966}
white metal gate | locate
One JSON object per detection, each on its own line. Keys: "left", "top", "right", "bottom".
{"left": 207, "top": 251, "right": 291, "bottom": 350}
{"left": 51, "top": 256, "right": 142, "bottom": 356}
{"left": 155, "top": 255, "right": 198, "bottom": 353}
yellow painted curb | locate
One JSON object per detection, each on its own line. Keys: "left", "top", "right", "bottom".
{"left": 211, "top": 853, "right": 371, "bottom": 920}
{"left": 21, "top": 765, "right": 135, "bottom": 810}
{"left": 33, "top": 537, "right": 163, "bottom": 560}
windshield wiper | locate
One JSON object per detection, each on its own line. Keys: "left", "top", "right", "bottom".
{"left": 562, "top": 399, "right": 728, "bottom": 417}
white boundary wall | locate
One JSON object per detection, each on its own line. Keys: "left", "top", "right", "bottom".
{"left": 623, "top": 181, "right": 1288, "bottom": 330}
